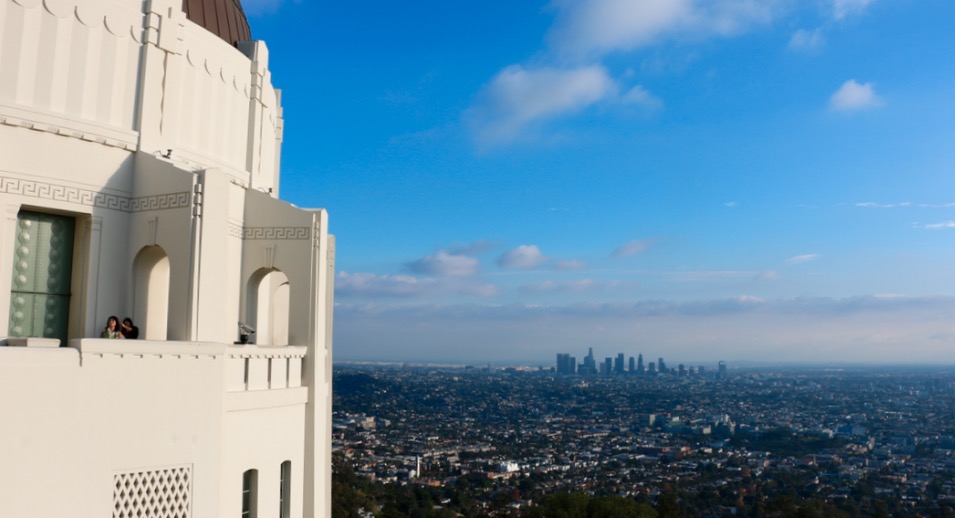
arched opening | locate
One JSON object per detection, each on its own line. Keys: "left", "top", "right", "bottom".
{"left": 279, "top": 460, "right": 291, "bottom": 518}
{"left": 132, "top": 246, "right": 170, "bottom": 340}
{"left": 246, "top": 268, "right": 289, "bottom": 346}
{"left": 241, "top": 469, "right": 258, "bottom": 518}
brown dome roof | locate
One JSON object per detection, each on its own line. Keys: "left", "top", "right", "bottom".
{"left": 182, "top": 0, "right": 251, "bottom": 47}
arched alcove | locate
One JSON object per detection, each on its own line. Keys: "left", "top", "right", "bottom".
{"left": 132, "top": 245, "right": 170, "bottom": 340}
{"left": 246, "top": 268, "right": 290, "bottom": 346}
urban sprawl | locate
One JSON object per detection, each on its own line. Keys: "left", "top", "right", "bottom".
{"left": 333, "top": 354, "right": 955, "bottom": 517}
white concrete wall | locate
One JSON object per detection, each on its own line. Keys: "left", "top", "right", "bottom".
{"left": 0, "top": 341, "right": 226, "bottom": 516}
{"left": 0, "top": 0, "right": 332, "bottom": 516}
{"left": 0, "top": 341, "right": 310, "bottom": 517}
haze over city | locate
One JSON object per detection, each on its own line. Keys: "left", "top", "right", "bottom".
{"left": 249, "top": 0, "right": 955, "bottom": 364}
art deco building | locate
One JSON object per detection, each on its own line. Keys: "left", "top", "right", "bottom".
{"left": 0, "top": 0, "right": 334, "bottom": 516}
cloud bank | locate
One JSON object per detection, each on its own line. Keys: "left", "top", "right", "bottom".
{"left": 405, "top": 250, "right": 479, "bottom": 277}
{"left": 334, "top": 295, "right": 955, "bottom": 364}
{"left": 499, "top": 244, "right": 547, "bottom": 269}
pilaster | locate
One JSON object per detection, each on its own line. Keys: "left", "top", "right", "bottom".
{"left": 83, "top": 216, "right": 103, "bottom": 336}
{"left": 303, "top": 210, "right": 331, "bottom": 518}
{"left": 136, "top": 0, "right": 185, "bottom": 154}
{"left": 0, "top": 204, "right": 21, "bottom": 336}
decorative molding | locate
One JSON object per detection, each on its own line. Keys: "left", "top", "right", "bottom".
{"left": 130, "top": 192, "right": 193, "bottom": 212}
{"left": 90, "top": 352, "right": 207, "bottom": 360}
{"left": 0, "top": 115, "right": 136, "bottom": 151}
{"left": 227, "top": 221, "right": 243, "bottom": 239}
{"left": 0, "top": 175, "right": 191, "bottom": 213}
{"left": 10, "top": 0, "right": 145, "bottom": 44}
{"left": 0, "top": 176, "right": 129, "bottom": 210}
{"left": 243, "top": 226, "right": 310, "bottom": 240}
{"left": 147, "top": 217, "right": 158, "bottom": 245}
{"left": 226, "top": 348, "right": 306, "bottom": 359}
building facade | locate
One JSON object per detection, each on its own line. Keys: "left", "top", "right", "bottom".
{"left": 0, "top": 0, "right": 334, "bottom": 516}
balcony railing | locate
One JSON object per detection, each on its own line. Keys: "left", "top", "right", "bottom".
{"left": 225, "top": 344, "right": 305, "bottom": 392}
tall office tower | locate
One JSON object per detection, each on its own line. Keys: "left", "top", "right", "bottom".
{"left": 648, "top": 362, "right": 656, "bottom": 374}
{"left": 614, "top": 353, "right": 625, "bottom": 374}
{"left": 718, "top": 361, "right": 727, "bottom": 379}
{"left": 658, "top": 357, "right": 667, "bottom": 374}
{"left": 569, "top": 356, "right": 576, "bottom": 374}
{"left": 637, "top": 353, "right": 644, "bottom": 374}
{"left": 698, "top": 366, "right": 706, "bottom": 375}
{"left": 582, "top": 347, "right": 597, "bottom": 375}
{"left": 604, "top": 358, "right": 613, "bottom": 375}
{"left": 628, "top": 356, "right": 636, "bottom": 373}
{"left": 678, "top": 364, "right": 686, "bottom": 376}
{"left": 556, "top": 353, "right": 571, "bottom": 374}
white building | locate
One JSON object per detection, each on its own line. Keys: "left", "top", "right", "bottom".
{"left": 0, "top": 0, "right": 334, "bottom": 516}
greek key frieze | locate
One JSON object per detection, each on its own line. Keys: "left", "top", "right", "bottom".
{"left": 1, "top": 177, "right": 127, "bottom": 210}
{"left": 227, "top": 222, "right": 244, "bottom": 238}
{"left": 242, "top": 226, "right": 311, "bottom": 240}
{"left": 128, "top": 192, "right": 193, "bottom": 212}
{"left": 0, "top": 176, "right": 192, "bottom": 213}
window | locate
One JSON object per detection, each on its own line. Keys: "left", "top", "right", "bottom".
{"left": 9, "top": 211, "right": 75, "bottom": 346}
{"left": 241, "top": 469, "right": 258, "bottom": 518}
{"left": 279, "top": 461, "right": 291, "bottom": 518}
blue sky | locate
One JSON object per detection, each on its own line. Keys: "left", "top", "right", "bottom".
{"left": 248, "top": 0, "right": 955, "bottom": 365}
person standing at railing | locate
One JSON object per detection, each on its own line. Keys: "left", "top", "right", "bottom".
{"left": 121, "top": 318, "right": 139, "bottom": 339}
{"left": 101, "top": 316, "right": 124, "bottom": 339}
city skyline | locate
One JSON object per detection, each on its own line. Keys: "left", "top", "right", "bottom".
{"left": 250, "top": 0, "right": 955, "bottom": 363}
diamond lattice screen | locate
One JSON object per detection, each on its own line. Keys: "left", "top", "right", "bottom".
{"left": 113, "top": 466, "right": 192, "bottom": 518}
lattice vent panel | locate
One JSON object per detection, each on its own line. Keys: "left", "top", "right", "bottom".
{"left": 113, "top": 465, "right": 192, "bottom": 518}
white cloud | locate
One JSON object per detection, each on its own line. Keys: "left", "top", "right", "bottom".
{"left": 755, "top": 270, "right": 780, "bottom": 281}
{"left": 336, "top": 272, "right": 437, "bottom": 297}
{"left": 785, "top": 254, "right": 820, "bottom": 265}
{"left": 612, "top": 238, "right": 656, "bottom": 258}
{"left": 547, "top": 0, "right": 783, "bottom": 58}
{"left": 724, "top": 201, "right": 738, "bottom": 208}
{"left": 788, "top": 28, "right": 824, "bottom": 51}
{"left": 921, "top": 221, "right": 955, "bottom": 230}
{"left": 832, "top": 0, "right": 875, "bottom": 20}
{"left": 856, "top": 201, "right": 911, "bottom": 208}
{"left": 520, "top": 279, "right": 624, "bottom": 293}
{"left": 829, "top": 79, "right": 883, "bottom": 111}
{"left": 499, "top": 245, "right": 547, "bottom": 269}
{"left": 467, "top": 65, "right": 616, "bottom": 147}
{"left": 405, "top": 250, "right": 479, "bottom": 277}
{"left": 336, "top": 271, "right": 499, "bottom": 299}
